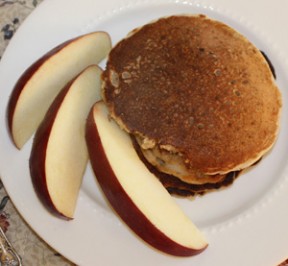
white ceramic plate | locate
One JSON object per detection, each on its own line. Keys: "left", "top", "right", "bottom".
{"left": 1, "top": 0, "right": 288, "bottom": 265}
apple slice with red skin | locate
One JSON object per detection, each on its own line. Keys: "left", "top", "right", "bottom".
{"left": 7, "top": 31, "right": 111, "bottom": 149}
{"left": 85, "top": 101, "right": 208, "bottom": 256}
{"left": 29, "top": 65, "right": 103, "bottom": 219}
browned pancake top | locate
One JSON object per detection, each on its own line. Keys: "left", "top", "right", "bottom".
{"left": 102, "top": 15, "right": 281, "bottom": 174}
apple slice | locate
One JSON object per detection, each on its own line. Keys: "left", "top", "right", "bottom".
{"left": 7, "top": 31, "right": 111, "bottom": 149}
{"left": 29, "top": 65, "right": 102, "bottom": 219}
{"left": 85, "top": 102, "right": 208, "bottom": 256}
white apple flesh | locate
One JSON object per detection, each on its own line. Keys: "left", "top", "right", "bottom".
{"left": 85, "top": 102, "right": 208, "bottom": 256}
{"left": 29, "top": 65, "right": 103, "bottom": 219}
{"left": 7, "top": 31, "right": 111, "bottom": 149}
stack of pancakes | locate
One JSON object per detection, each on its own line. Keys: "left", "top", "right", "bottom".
{"left": 102, "top": 15, "right": 282, "bottom": 196}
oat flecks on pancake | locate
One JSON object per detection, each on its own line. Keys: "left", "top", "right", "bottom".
{"left": 102, "top": 15, "right": 282, "bottom": 186}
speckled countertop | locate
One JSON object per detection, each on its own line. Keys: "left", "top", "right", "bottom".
{"left": 0, "top": 1, "right": 74, "bottom": 265}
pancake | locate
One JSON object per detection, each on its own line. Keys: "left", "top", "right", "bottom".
{"left": 135, "top": 135, "right": 229, "bottom": 185}
{"left": 102, "top": 14, "right": 282, "bottom": 193}
{"left": 132, "top": 136, "right": 240, "bottom": 196}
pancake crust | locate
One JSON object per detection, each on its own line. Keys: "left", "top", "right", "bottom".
{"left": 102, "top": 15, "right": 282, "bottom": 179}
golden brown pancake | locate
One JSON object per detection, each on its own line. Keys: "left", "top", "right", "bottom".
{"left": 102, "top": 14, "right": 282, "bottom": 193}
